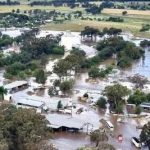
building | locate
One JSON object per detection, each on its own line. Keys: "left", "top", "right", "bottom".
{"left": 140, "top": 102, "right": 150, "bottom": 112}
{"left": 46, "top": 114, "right": 85, "bottom": 132}
{"left": 4, "top": 80, "right": 28, "bottom": 101}
{"left": 16, "top": 98, "right": 44, "bottom": 113}
{"left": 4, "top": 80, "right": 28, "bottom": 94}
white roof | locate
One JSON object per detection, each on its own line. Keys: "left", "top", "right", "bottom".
{"left": 4, "top": 81, "right": 28, "bottom": 90}
{"left": 46, "top": 114, "right": 85, "bottom": 129}
{"left": 16, "top": 98, "right": 44, "bottom": 108}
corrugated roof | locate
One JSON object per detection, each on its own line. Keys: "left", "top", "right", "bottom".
{"left": 140, "top": 102, "right": 150, "bottom": 108}
{"left": 46, "top": 114, "right": 85, "bottom": 129}
{"left": 4, "top": 81, "right": 28, "bottom": 90}
{"left": 16, "top": 98, "right": 44, "bottom": 108}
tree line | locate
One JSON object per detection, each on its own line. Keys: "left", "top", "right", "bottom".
{"left": 0, "top": 29, "right": 64, "bottom": 79}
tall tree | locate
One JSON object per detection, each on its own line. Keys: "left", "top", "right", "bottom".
{"left": 34, "top": 69, "right": 46, "bottom": 84}
{"left": 90, "top": 128, "right": 108, "bottom": 147}
{"left": 129, "top": 74, "right": 148, "bottom": 89}
{"left": 0, "top": 86, "right": 7, "bottom": 101}
{"left": 0, "top": 104, "right": 49, "bottom": 150}
{"left": 140, "top": 122, "right": 150, "bottom": 149}
{"left": 103, "top": 83, "right": 130, "bottom": 113}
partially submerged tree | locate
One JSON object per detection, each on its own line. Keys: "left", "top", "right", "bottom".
{"left": 0, "top": 86, "right": 7, "bottom": 101}
{"left": 103, "top": 83, "right": 130, "bottom": 113}
{"left": 129, "top": 74, "right": 148, "bottom": 89}
{"left": 60, "top": 80, "right": 74, "bottom": 94}
{"left": 34, "top": 69, "right": 46, "bottom": 84}
{"left": 90, "top": 128, "right": 108, "bottom": 147}
{"left": 57, "top": 100, "right": 63, "bottom": 110}
{"left": 128, "top": 90, "right": 147, "bottom": 106}
{"left": 90, "top": 128, "right": 115, "bottom": 150}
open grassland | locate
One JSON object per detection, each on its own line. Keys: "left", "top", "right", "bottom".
{"left": 0, "top": 5, "right": 83, "bottom": 13}
{"left": 41, "top": 8, "right": 150, "bottom": 38}
{"left": 41, "top": 19, "right": 150, "bottom": 38}
{"left": 0, "top": 3, "right": 149, "bottom": 38}
{"left": 103, "top": 8, "right": 150, "bottom": 17}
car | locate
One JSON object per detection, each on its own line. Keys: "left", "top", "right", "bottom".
{"left": 131, "top": 137, "right": 141, "bottom": 148}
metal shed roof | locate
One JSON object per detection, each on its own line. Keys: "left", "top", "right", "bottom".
{"left": 4, "top": 81, "right": 28, "bottom": 90}
{"left": 16, "top": 98, "right": 44, "bottom": 108}
{"left": 140, "top": 102, "right": 150, "bottom": 108}
{"left": 46, "top": 114, "right": 85, "bottom": 129}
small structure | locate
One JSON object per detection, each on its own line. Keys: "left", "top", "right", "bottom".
{"left": 16, "top": 98, "right": 44, "bottom": 113}
{"left": 46, "top": 114, "right": 85, "bottom": 132}
{"left": 4, "top": 80, "right": 28, "bottom": 94}
{"left": 140, "top": 102, "right": 150, "bottom": 112}
{"left": 12, "top": 92, "right": 45, "bottom": 113}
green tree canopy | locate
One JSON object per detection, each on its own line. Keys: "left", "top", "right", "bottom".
{"left": 103, "top": 83, "right": 130, "bottom": 112}
{"left": 140, "top": 122, "right": 150, "bottom": 149}
{"left": 34, "top": 69, "right": 46, "bottom": 84}
{"left": 0, "top": 86, "right": 7, "bottom": 100}
{"left": 0, "top": 104, "right": 49, "bottom": 150}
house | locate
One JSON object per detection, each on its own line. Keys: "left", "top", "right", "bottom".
{"left": 4, "top": 81, "right": 28, "bottom": 101}
{"left": 46, "top": 114, "right": 85, "bottom": 132}
{"left": 4, "top": 80, "right": 28, "bottom": 94}
{"left": 140, "top": 102, "right": 150, "bottom": 112}
{"left": 16, "top": 98, "right": 44, "bottom": 113}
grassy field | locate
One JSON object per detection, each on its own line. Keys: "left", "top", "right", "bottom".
{"left": 42, "top": 19, "right": 150, "bottom": 37}
{"left": 0, "top": 5, "right": 83, "bottom": 13}
{"left": 41, "top": 9, "right": 150, "bottom": 38}
{"left": 103, "top": 8, "right": 150, "bottom": 17}
{"left": 0, "top": 3, "right": 149, "bottom": 38}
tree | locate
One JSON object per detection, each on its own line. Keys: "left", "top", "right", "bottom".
{"left": 135, "top": 106, "right": 141, "bottom": 115}
{"left": 128, "top": 90, "right": 147, "bottom": 106}
{"left": 16, "top": 9, "right": 20, "bottom": 13}
{"left": 40, "top": 54, "right": 48, "bottom": 66}
{"left": 129, "top": 74, "right": 148, "bottom": 89}
{"left": 103, "top": 84, "right": 130, "bottom": 113}
{"left": 88, "top": 67, "right": 100, "bottom": 78}
{"left": 90, "top": 128, "right": 108, "bottom": 147}
{"left": 57, "top": 100, "right": 63, "bottom": 110}
{"left": 97, "top": 97, "right": 107, "bottom": 109}
{"left": 0, "top": 86, "right": 7, "bottom": 100}
{"left": 0, "top": 104, "right": 49, "bottom": 150}
{"left": 53, "top": 60, "right": 70, "bottom": 80}
{"left": 60, "top": 80, "right": 73, "bottom": 94}
{"left": 34, "top": 69, "right": 46, "bottom": 84}
{"left": 12, "top": 9, "right": 15, "bottom": 13}
{"left": 97, "top": 143, "right": 116, "bottom": 150}
{"left": 140, "top": 122, "right": 150, "bottom": 149}
{"left": 122, "top": 11, "right": 128, "bottom": 15}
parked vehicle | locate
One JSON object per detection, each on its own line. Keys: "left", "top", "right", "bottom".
{"left": 131, "top": 137, "right": 141, "bottom": 148}
{"left": 105, "top": 120, "right": 114, "bottom": 131}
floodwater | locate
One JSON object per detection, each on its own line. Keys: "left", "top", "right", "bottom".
{"left": 124, "top": 48, "right": 150, "bottom": 78}
{"left": 50, "top": 132, "right": 91, "bottom": 150}
{"left": 1, "top": 29, "right": 150, "bottom": 150}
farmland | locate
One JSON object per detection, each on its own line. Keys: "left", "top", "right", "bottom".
{"left": 0, "top": 3, "right": 150, "bottom": 37}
